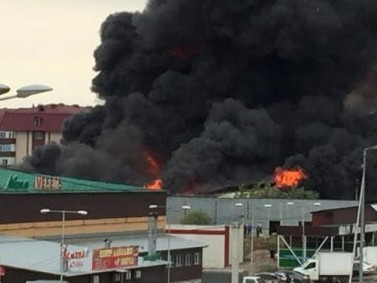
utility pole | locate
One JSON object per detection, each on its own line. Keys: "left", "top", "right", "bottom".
{"left": 302, "top": 207, "right": 306, "bottom": 263}
{"left": 214, "top": 201, "right": 218, "bottom": 225}
{"left": 250, "top": 206, "right": 254, "bottom": 274}
{"left": 357, "top": 145, "right": 377, "bottom": 283}
{"left": 359, "top": 149, "right": 367, "bottom": 283}
{"left": 231, "top": 222, "right": 240, "bottom": 283}
{"left": 148, "top": 211, "right": 158, "bottom": 256}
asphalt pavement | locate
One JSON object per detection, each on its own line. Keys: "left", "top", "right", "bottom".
{"left": 352, "top": 273, "right": 377, "bottom": 282}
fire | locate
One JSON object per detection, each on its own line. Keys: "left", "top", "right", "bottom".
{"left": 143, "top": 151, "right": 160, "bottom": 177}
{"left": 145, "top": 179, "right": 163, "bottom": 190}
{"left": 142, "top": 150, "right": 163, "bottom": 190}
{"left": 274, "top": 167, "right": 308, "bottom": 189}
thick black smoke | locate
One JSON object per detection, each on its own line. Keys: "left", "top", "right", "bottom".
{"left": 20, "top": 0, "right": 377, "bottom": 199}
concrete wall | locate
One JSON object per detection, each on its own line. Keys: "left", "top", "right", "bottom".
{"left": 15, "top": 131, "right": 28, "bottom": 164}
{"left": 14, "top": 131, "right": 62, "bottom": 164}
{"left": 168, "top": 224, "right": 243, "bottom": 269}
{"left": 46, "top": 131, "right": 62, "bottom": 144}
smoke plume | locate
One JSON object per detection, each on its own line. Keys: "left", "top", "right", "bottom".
{"left": 21, "top": 0, "right": 377, "bottom": 200}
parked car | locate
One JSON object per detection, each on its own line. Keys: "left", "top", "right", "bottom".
{"left": 255, "top": 272, "right": 281, "bottom": 283}
{"left": 274, "top": 270, "right": 310, "bottom": 282}
{"left": 242, "top": 276, "right": 263, "bottom": 283}
{"left": 353, "top": 260, "right": 377, "bottom": 275}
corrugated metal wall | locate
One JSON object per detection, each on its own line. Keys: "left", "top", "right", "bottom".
{"left": 167, "top": 196, "right": 358, "bottom": 232}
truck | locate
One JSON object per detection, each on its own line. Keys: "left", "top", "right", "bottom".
{"left": 363, "top": 246, "right": 377, "bottom": 266}
{"left": 293, "top": 252, "right": 353, "bottom": 282}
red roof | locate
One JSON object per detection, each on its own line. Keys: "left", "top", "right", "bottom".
{"left": 0, "top": 104, "right": 90, "bottom": 132}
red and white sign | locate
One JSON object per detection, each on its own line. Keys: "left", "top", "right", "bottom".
{"left": 63, "top": 246, "right": 92, "bottom": 272}
{"left": 34, "top": 175, "right": 62, "bottom": 190}
{"left": 92, "top": 246, "right": 138, "bottom": 271}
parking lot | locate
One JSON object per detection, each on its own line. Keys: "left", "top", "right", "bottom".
{"left": 352, "top": 274, "right": 377, "bottom": 282}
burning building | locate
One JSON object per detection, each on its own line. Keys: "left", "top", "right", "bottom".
{"left": 274, "top": 167, "right": 308, "bottom": 191}
{"left": 19, "top": 0, "right": 377, "bottom": 200}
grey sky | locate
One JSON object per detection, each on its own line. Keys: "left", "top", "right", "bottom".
{"left": 0, "top": 0, "right": 148, "bottom": 108}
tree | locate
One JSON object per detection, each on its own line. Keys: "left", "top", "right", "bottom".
{"left": 180, "top": 210, "right": 212, "bottom": 225}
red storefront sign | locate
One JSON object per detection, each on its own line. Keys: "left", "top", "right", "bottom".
{"left": 92, "top": 246, "right": 138, "bottom": 271}
{"left": 34, "top": 175, "right": 62, "bottom": 190}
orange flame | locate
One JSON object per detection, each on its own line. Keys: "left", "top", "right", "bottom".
{"left": 274, "top": 167, "right": 308, "bottom": 189}
{"left": 145, "top": 179, "right": 163, "bottom": 190}
{"left": 142, "top": 150, "right": 163, "bottom": 190}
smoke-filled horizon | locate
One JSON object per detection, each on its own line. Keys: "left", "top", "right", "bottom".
{"left": 20, "top": 0, "right": 377, "bottom": 200}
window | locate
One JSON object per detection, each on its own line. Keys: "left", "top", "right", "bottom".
{"left": 113, "top": 273, "right": 121, "bottom": 282}
{"left": 8, "top": 131, "right": 15, "bottom": 138}
{"left": 135, "top": 270, "right": 141, "bottom": 278}
{"left": 1, "top": 159, "right": 8, "bottom": 166}
{"left": 0, "top": 131, "right": 15, "bottom": 139}
{"left": 125, "top": 270, "right": 132, "bottom": 280}
{"left": 0, "top": 145, "right": 8, "bottom": 152}
{"left": 194, "top": 252, "right": 201, "bottom": 265}
{"left": 92, "top": 275, "right": 99, "bottom": 283}
{"left": 0, "top": 131, "right": 16, "bottom": 139}
{"left": 34, "top": 117, "right": 43, "bottom": 126}
{"left": 0, "top": 144, "right": 14, "bottom": 152}
{"left": 33, "top": 131, "right": 43, "bottom": 140}
{"left": 304, "top": 262, "right": 316, "bottom": 270}
{"left": 185, "top": 253, "right": 192, "bottom": 266}
{"left": 175, "top": 254, "right": 183, "bottom": 267}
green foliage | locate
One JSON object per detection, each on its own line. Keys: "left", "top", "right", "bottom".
{"left": 235, "top": 181, "right": 319, "bottom": 199}
{"left": 180, "top": 210, "right": 212, "bottom": 225}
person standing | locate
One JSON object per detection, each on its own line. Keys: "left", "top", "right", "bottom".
{"left": 285, "top": 272, "right": 292, "bottom": 283}
{"left": 256, "top": 222, "right": 263, "bottom": 237}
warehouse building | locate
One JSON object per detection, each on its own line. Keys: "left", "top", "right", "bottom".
{"left": 0, "top": 168, "right": 204, "bottom": 283}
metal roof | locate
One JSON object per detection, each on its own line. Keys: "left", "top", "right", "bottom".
{"left": 0, "top": 235, "right": 73, "bottom": 276}
{"left": 0, "top": 167, "right": 147, "bottom": 193}
{"left": 63, "top": 232, "right": 208, "bottom": 252}
{"left": 0, "top": 235, "right": 174, "bottom": 277}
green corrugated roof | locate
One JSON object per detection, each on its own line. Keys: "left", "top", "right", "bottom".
{"left": 0, "top": 167, "right": 148, "bottom": 193}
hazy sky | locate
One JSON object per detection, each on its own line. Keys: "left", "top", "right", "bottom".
{"left": 0, "top": 0, "right": 148, "bottom": 108}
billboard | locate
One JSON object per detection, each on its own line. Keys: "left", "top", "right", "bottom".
{"left": 92, "top": 246, "right": 138, "bottom": 271}
{"left": 63, "top": 246, "right": 92, "bottom": 272}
